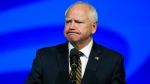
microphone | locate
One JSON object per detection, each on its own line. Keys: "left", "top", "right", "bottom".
{"left": 70, "top": 48, "right": 79, "bottom": 84}
{"left": 70, "top": 48, "right": 79, "bottom": 69}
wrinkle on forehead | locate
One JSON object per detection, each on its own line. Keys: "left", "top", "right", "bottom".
{"left": 66, "top": 4, "right": 90, "bottom": 21}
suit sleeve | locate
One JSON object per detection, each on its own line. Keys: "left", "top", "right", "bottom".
{"left": 112, "top": 56, "right": 126, "bottom": 84}
{"left": 23, "top": 50, "right": 43, "bottom": 84}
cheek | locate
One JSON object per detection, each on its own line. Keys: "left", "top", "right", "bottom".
{"left": 80, "top": 29, "right": 88, "bottom": 37}
{"left": 64, "top": 28, "right": 67, "bottom": 36}
{"left": 64, "top": 26, "right": 68, "bottom": 32}
{"left": 84, "top": 26, "right": 92, "bottom": 34}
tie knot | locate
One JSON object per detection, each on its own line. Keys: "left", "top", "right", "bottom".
{"left": 79, "top": 51, "right": 83, "bottom": 56}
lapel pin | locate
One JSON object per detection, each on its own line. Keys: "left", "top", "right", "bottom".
{"left": 95, "top": 57, "right": 99, "bottom": 60}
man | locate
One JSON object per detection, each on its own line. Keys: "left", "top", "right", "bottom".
{"left": 24, "top": 1, "right": 126, "bottom": 84}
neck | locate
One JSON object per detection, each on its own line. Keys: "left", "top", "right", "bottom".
{"left": 70, "top": 37, "right": 92, "bottom": 50}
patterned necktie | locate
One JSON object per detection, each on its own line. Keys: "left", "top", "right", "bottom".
{"left": 70, "top": 51, "right": 83, "bottom": 84}
{"left": 76, "top": 51, "right": 82, "bottom": 84}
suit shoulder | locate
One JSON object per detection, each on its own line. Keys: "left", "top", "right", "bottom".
{"left": 98, "top": 44, "right": 123, "bottom": 58}
{"left": 36, "top": 43, "right": 65, "bottom": 54}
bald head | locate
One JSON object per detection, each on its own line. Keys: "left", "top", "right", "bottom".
{"left": 65, "top": 1, "right": 98, "bottom": 22}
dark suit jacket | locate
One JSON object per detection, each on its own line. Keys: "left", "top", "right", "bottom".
{"left": 24, "top": 41, "right": 126, "bottom": 84}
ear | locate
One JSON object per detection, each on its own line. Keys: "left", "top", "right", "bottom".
{"left": 91, "top": 21, "right": 98, "bottom": 34}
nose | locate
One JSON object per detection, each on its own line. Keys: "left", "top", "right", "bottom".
{"left": 69, "top": 22, "right": 75, "bottom": 30}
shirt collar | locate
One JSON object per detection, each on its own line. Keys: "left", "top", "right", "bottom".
{"left": 68, "top": 39, "right": 93, "bottom": 58}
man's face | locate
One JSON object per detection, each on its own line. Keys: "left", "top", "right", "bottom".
{"left": 64, "top": 4, "right": 97, "bottom": 44}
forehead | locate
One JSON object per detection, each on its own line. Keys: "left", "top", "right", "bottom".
{"left": 66, "top": 4, "right": 90, "bottom": 20}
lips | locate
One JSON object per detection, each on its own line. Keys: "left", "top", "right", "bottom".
{"left": 67, "top": 31, "right": 79, "bottom": 34}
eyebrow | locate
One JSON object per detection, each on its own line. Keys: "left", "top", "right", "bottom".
{"left": 65, "top": 18, "right": 83, "bottom": 22}
{"left": 65, "top": 18, "right": 70, "bottom": 21}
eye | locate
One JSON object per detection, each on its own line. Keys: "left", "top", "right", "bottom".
{"left": 66, "top": 20, "right": 71, "bottom": 23}
{"left": 77, "top": 21, "right": 83, "bottom": 23}
{"left": 75, "top": 20, "right": 83, "bottom": 23}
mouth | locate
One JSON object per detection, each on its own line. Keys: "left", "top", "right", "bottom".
{"left": 67, "top": 32, "right": 79, "bottom": 35}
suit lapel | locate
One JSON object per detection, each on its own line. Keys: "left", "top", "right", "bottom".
{"left": 82, "top": 42, "right": 102, "bottom": 84}
{"left": 56, "top": 42, "right": 70, "bottom": 84}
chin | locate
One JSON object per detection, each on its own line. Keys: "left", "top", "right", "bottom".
{"left": 68, "top": 39, "right": 78, "bottom": 43}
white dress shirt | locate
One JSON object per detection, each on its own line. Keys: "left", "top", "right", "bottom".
{"left": 68, "top": 39, "right": 93, "bottom": 78}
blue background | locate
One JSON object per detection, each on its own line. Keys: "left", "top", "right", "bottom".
{"left": 0, "top": 0, "right": 150, "bottom": 84}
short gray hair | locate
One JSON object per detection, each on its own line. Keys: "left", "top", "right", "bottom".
{"left": 65, "top": 1, "right": 98, "bottom": 22}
